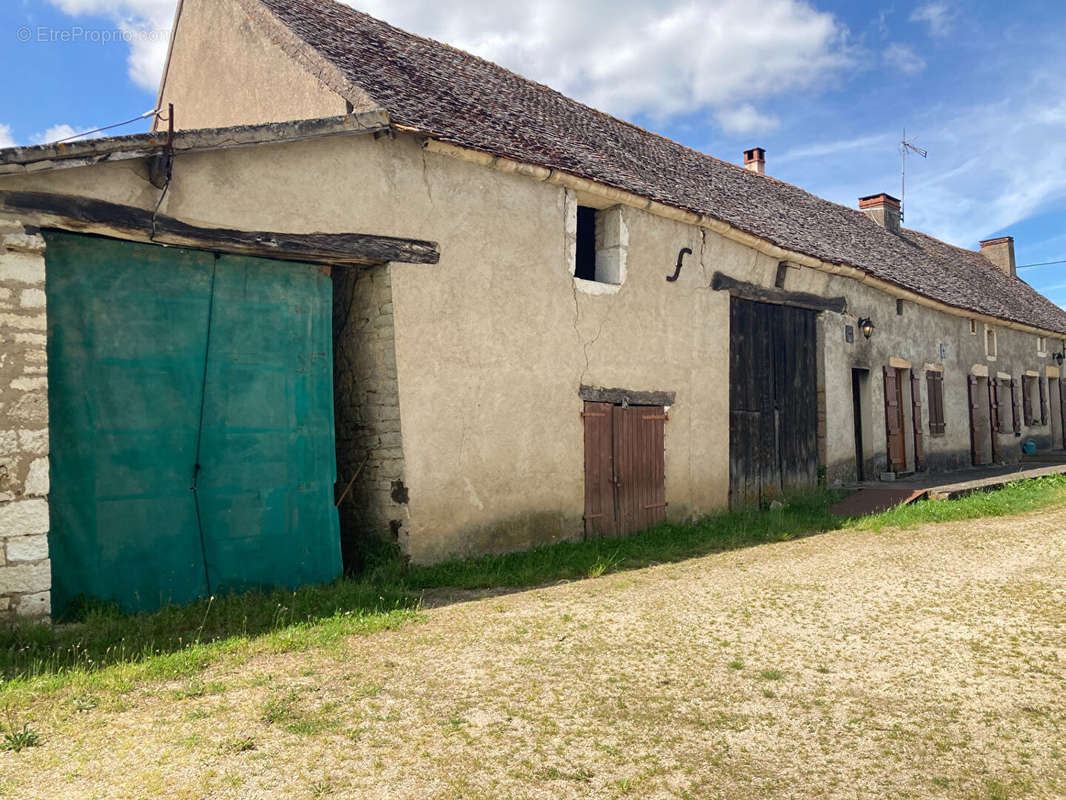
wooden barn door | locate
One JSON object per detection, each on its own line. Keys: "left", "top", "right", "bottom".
{"left": 883, "top": 367, "right": 906, "bottom": 472}
{"left": 583, "top": 403, "right": 667, "bottom": 537}
{"left": 728, "top": 298, "right": 819, "bottom": 508}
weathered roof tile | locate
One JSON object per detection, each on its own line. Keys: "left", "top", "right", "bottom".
{"left": 255, "top": 0, "right": 1066, "bottom": 333}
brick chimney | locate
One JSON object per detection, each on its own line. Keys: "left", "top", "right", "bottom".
{"left": 979, "top": 236, "right": 1016, "bottom": 278}
{"left": 743, "top": 147, "right": 765, "bottom": 175}
{"left": 859, "top": 193, "right": 901, "bottom": 234}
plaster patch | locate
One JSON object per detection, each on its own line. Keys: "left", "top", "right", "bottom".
{"left": 463, "top": 477, "right": 485, "bottom": 511}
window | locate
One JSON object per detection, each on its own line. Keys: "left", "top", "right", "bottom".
{"left": 573, "top": 204, "right": 627, "bottom": 285}
{"left": 1038, "top": 335, "right": 1048, "bottom": 356}
{"left": 896, "top": 299, "right": 904, "bottom": 316}
{"left": 926, "top": 371, "right": 945, "bottom": 436}
{"left": 985, "top": 325, "right": 998, "bottom": 359}
{"left": 969, "top": 319, "right": 977, "bottom": 335}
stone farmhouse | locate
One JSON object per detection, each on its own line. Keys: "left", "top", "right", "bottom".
{"left": 2, "top": 0, "right": 1064, "bottom": 619}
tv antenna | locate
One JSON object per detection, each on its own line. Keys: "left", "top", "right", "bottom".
{"left": 900, "top": 128, "right": 927, "bottom": 224}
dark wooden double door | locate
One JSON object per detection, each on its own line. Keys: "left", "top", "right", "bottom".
{"left": 728, "top": 298, "right": 819, "bottom": 507}
{"left": 583, "top": 403, "right": 667, "bottom": 537}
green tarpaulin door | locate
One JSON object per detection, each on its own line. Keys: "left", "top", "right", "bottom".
{"left": 45, "top": 232, "right": 341, "bottom": 615}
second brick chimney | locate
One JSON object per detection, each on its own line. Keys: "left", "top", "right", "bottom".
{"left": 979, "top": 236, "right": 1016, "bottom": 277}
{"left": 743, "top": 147, "right": 765, "bottom": 175}
{"left": 859, "top": 193, "right": 901, "bottom": 234}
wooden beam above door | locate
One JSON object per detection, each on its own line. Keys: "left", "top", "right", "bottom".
{"left": 712, "top": 272, "right": 847, "bottom": 314}
{"left": 0, "top": 189, "right": 440, "bottom": 266}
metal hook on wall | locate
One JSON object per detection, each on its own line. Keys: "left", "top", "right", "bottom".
{"left": 667, "top": 247, "right": 692, "bottom": 282}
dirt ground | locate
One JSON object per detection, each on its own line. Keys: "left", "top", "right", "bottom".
{"left": 3, "top": 509, "right": 1065, "bottom": 799}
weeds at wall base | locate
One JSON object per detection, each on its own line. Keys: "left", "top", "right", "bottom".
{"left": 1, "top": 474, "right": 1064, "bottom": 698}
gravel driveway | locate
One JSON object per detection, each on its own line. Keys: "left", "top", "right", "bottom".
{"left": 4, "top": 509, "right": 1065, "bottom": 799}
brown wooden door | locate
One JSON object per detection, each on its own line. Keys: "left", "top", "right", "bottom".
{"left": 583, "top": 402, "right": 666, "bottom": 537}
{"left": 613, "top": 406, "right": 667, "bottom": 534}
{"left": 883, "top": 366, "right": 906, "bottom": 472}
{"left": 583, "top": 401, "right": 616, "bottom": 537}
{"left": 728, "top": 298, "right": 818, "bottom": 508}
{"left": 968, "top": 375, "right": 981, "bottom": 465}
{"left": 988, "top": 378, "right": 1001, "bottom": 463}
{"left": 1060, "top": 378, "right": 1066, "bottom": 448}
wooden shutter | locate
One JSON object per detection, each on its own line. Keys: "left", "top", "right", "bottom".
{"left": 1022, "top": 376, "right": 1033, "bottom": 425}
{"left": 883, "top": 367, "right": 900, "bottom": 434}
{"left": 989, "top": 378, "right": 1001, "bottom": 433}
{"left": 1039, "top": 377, "right": 1048, "bottom": 425}
{"left": 582, "top": 401, "right": 616, "bottom": 537}
{"left": 1010, "top": 378, "right": 1021, "bottom": 433}
{"left": 968, "top": 375, "right": 980, "bottom": 465}
{"left": 926, "top": 371, "right": 945, "bottom": 435}
{"left": 988, "top": 378, "right": 1001, "bottom": 463}
{"left": 911, "top": 373, "right": 925, "bottom": 471}
{"left": 1060, "top": 378, "right": 1066, "bottom": 447}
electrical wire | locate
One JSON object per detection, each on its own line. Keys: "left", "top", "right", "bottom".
{"left": 50, "top": 107, "right": 161, "bottom": 144}
{"left": 1017, "top": 259, "right": 1066, "bottom": 270}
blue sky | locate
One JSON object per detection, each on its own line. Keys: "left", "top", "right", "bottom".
{"left": 2, "top": 0, "right": 1065, "bottom": 304}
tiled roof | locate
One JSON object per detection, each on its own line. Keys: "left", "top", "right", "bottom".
{"left": 251, "top": 0, "right": 1066, "bottom": 334}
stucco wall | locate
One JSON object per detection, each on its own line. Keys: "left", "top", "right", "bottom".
{"left": 2, "top": 131, "right": 1063, "bottom": 566}
{"left": 0, "top": 221, "right": 51, "bottom": 621}
{"left": 156, "top": 0, "right": 348, "bottom": 131}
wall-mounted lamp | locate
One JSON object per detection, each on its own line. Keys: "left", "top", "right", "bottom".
{"left": 1055, "top": 352, "right": 1064, "bottom": 366}
{"left": 857, "top": 317, "right": 875, "bottom": 340}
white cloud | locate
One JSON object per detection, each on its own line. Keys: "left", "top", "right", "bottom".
{"left": 33, "top": 123, "right": 80, "bottom": 144}
{"left": 715, "top": 104, "right": 779, "bottom": 135}
{"left": 910, "top": 2, "right": 953, "bottom": 37}
{"left": 880, "top": 92, "right": 1066, "bottom": 248}
{"left": 776, "top": 132, "right": 895, "bottom": 165}
{"left": 47, "top": 0, "right": 176, "bottom": 92}
{"left": 349, "top": 0, "right": 853, "bottom": 130}
{"left": 884, "top": 42, "right": 926, "bottom": 75}
{"left": 0, "top": 123, "right": 15, "bottom": 148}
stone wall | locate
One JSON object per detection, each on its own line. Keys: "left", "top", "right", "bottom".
{"left": 0, "top": 221, "right": 51, "bottom": 621}
{"left": 332, "top": 265, "right": 408, "bottom": 569}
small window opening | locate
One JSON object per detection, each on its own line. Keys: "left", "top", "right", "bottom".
{"left": 575, "top": 206, "right": 597, "bottom": 281}
{"left": 1037, "top": 335, "right": 1047, "bottom": 355}
{"left": 573, "top": 204, "right": 626, "bottom": 286}
{"left": 985, "top": 326, "right": 998, "bottom": 359}
{"left": 969, "top": 319, "right": 977, "bottom": 335}
{"left": 896, "top": 299, "right": 904, "bottom": 316}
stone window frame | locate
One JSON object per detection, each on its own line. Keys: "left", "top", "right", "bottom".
{"left": 567, "top": 191, "right": 628, "bottom": 295}
{"left": 984, "top": 324, "right": 998, "bottom": 361}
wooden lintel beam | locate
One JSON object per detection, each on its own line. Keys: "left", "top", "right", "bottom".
{"left": 579, "top": 385, "right": 677, "bottom": 406}
{"left": 0, "top": 190, "right": 440, "bottom": 266}
{"left": 711, "top": 271, "right": 846, "bottom": 314}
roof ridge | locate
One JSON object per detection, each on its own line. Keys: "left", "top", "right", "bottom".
{"left": 243, "top": 0, "right": 1066, "bottom": 333}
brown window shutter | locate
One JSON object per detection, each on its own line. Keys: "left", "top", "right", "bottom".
{"left": 911, "top": 373, "right": 925, "bottom": 470}
{"left": 937, "top": 373, "right": 946, "bottom": 434}
{"left": 1040, "top": 377, "right": 1048, "bottom": 425}
{"left": 926, "top": 371, "right": 945, "bottom": 435}
{"left": 968, "top": 375, "right": 980, "bottom": 465}
{"left": 1010, "top": 378, "right": 1021, "bottom": 433}
{"left": 883, "top": 366, "right": 899, "bottom": 434}
{"left": 989, "top": 378, "right": 1001, "bottom": 433}
{"left": 1022, "top": 376, "right": 1032, "bottom": 425}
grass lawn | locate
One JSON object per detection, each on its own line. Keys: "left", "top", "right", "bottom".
{"left": 1, "top": 475, "right": 1065, "bottom": 797}
{"left": 3, "top": 474, "right": 1066, "bottom": 696}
